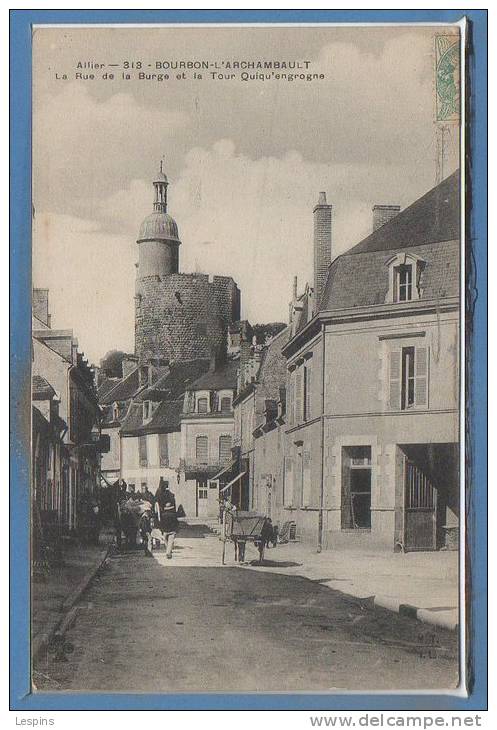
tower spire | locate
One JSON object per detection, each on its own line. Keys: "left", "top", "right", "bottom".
{"left": 153, "top": 160, "right": 168, "bottom": 213}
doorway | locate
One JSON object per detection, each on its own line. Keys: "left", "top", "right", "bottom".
{"left": 196, "top": 478, "right": 218, "bottom": 519}
{"left": 341, "top": 446, "right": 372, "bottom": 529}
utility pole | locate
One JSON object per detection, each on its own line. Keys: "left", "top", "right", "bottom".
{"left": 436, "top": 125, "right": 448, "bottom": 185}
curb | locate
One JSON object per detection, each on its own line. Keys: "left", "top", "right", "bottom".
{"left": 240, "top": 554, "right": 459, "bottom": 632}
{"left": 373, "top": 594, "right": 458, "bottom": 631}
{"left": 32, "top": 546, "right": 111, "bottom": 664}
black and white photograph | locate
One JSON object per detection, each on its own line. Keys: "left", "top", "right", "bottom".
{"left": 30, "top": 21, "right": 465, "bottom": 695}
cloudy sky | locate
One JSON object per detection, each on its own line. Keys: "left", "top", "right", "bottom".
{"left": 32, "top": 24, "right": 459, "bottom": 364}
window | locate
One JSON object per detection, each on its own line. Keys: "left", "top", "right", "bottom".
{"left": 220, "top": 396, "right": 232, "bottom": 412}
{"left": 197, "top": 480, "right": 208, "bottom": 499}
{"left": 395, "top": 264, "right": 413, "bottom": 302}
{"left": 143, "top": 401, "right": 151, "bottom": 421}
{"left": 197, "top": 397, "right": 208, "bottom": 414}
{"left": 196, "top": 435, "right": 208, "bottom": 463}
{"left": 138, "top": 435, "right": 148, "bottom": 467}
{"left": 141, "top": 481, "right": 147, "bottom": 492}
{"left": 219, "top": 435, "right": 232, "bottom": 462}
{"left": 341, "top": 446, "right": 372, "bottom": 530}
{"left": 389, "top": 346, "right": 428, "bottom": 410}
{"left": 401, "top": 347, "right": 415, "bottom": 409}
{"left": 159, "top": 433, "right": 169, "bottom": 467}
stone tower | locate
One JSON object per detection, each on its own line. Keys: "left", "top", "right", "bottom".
{"left": 135, "top": 166, "right": 241, "bottom": 363}
{"left": 313, "top": 191, "right": 332, "bottom": 310}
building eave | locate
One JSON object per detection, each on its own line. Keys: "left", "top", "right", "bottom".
{"left": 232, "top": 381, "right": 257, "bottom": 407}
{"left": 282, "top": 297, "right": 459, "bottom": 358}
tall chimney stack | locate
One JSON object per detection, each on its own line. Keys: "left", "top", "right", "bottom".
{"left": 313, "top": 192, "right": 332, "bottom": 311}
{"left": 372, "top": 204, "right": 400, "bottom": 232}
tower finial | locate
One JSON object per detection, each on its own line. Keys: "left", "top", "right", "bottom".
{"left": 153, "top": 162, "right": 168, "bottom": 213}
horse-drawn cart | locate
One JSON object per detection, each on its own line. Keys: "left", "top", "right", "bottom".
{"left": 221, "top": 510, "right": 271, "bottom": 564}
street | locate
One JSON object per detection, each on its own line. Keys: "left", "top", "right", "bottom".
{"left": 33, "top": 523, "right": 459, "bottom": 693}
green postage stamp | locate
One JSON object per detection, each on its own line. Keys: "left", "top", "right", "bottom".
{"left": 435, "top": 34, "right": 460, "bottom": 122}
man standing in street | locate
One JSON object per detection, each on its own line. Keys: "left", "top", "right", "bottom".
{"left": 155, "top": 478, "right": 179, "bottom": 559}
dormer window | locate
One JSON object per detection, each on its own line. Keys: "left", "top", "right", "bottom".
{"left": 143, "top": 401, "right": 151, "bottom": 422}
{"left": 386, "top": 253, "right": 425, "bottom": 304}
{"left": 197, "top": 397, "right": 208, "bottom": 414}
{"left": 220, "top": 396, "right": 232, "bottom": 412}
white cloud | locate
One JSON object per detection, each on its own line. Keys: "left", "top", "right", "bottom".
{"left": 33, "top": 83, "right": 189, "bottom": 215}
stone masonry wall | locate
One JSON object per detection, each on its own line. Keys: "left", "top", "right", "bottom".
{"left": 135, "top": 273, "right": 239, "bottom": 362}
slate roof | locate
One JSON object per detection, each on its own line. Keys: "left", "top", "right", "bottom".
{"left": 188, "top": 358, "right": 239, "bottom": 391}
{"left": 347, "top": 171, "right": 459, "bottom": 255}
{"left": 135, "top": 359, "right": 211, "bottom": 402}
{"left": 98, "top": 368, "right": 141, "bottom": 405}
{"left": 317, "top": 171, "right": 460, "bottom": 315}
{"left": 257, "top": 326, "right": 291, "bottom": 401}
{"left": 120, "top": 399, "right": 184, "bottom": 436}
{"left": 97, "top": 377, "right": 121, "bottom": 401}
{"left": 32, "top": 375, "right": 56, "bottom": 400}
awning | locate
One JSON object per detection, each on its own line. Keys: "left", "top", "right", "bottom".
{"left": 211, "top": 460, "right": 236, "bottom": 482}
{"left": 220, "top": 471, "right": 246, "bottom": 494}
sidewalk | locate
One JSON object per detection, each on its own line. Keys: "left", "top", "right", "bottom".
{"left": 236, "top": 538, "right": 459, "bottom": 631}
{"left": 185, "top": 522, "right": 459, "bottom": 630}
{"left": 32, "top": 529, "right": 113, "bottom": 662}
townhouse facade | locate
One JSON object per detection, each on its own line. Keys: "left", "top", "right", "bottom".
{"left": 180, "top": 359, "right": 238, "bottom": 519}
{"left": 32, "top": 290, "right": 103, "bottom": 533}
{"left": 118, "top": 359, "right": 210, "bottom": 494}
{"left": 281, "top": 172, "right": 460, "bottom": 552}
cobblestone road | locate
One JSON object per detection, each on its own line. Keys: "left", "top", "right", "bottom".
{"left": 33, "top": 523, "right": 459, "bottom": 693}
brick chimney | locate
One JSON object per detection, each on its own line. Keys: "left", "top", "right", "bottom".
{"left": 313, "top": 192, "right": 332, "bottom": 310}
{"left": 372, "top": 204, "right": 400, "bottom": 232}
{"left": 122, "top": 354, "right": 139, "bottom": 379}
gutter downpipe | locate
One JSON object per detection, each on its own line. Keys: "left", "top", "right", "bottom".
{"left": 317, "top": 320, "right": 326, "bottom": 553}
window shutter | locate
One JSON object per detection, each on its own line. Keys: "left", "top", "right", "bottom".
{"left": 287, "top": 373, "right": 294, "bottom": 425}
{"left": 219, "top": 435, "right": 232, "bottom": 462}
{"left": 196, "top": 436, "right": 208, "bottom": 463}
{"left": 138, "top": 435, "right": 148, "bottom": 467}
{"left": 414, "top": 346, "right": 428, "bottom": 407}
{"left": 305, "top": 360, "right": 313, "bottom": 420}
{"left": 302, "top": 450, "right": 311, "bottom": 506}
{"left": 284, "top": 456, "right": 294, "bottom": 507}
{"left": 295, "top": 367, "right": 303, "bottom": 423}
{"left": 159, "top": 433, "right": 169, "bottom": 467}
{"left": 388, "top": 350, "right": 402, "bottom": 410}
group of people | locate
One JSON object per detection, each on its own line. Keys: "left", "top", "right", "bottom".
{"left": 112, "top": 477, "right": 180, "bottom": 559}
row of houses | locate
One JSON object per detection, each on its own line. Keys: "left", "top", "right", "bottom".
{"left": 99, "top": 351, "right": 241, "bottom": 520}
{"left": 31, "top": 290, "right": 105, "bottom": 542}
{"left": 235, "top": 172, "right": 460, "bottom": 552}
{"left": 98, "top": 170, "right": 460, "bottom": 553}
